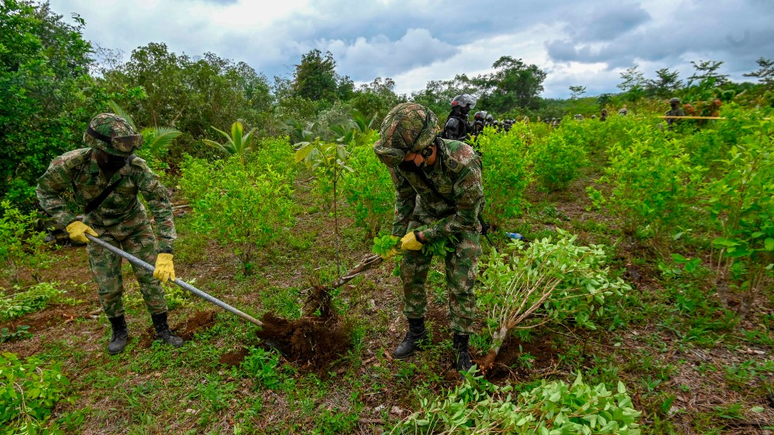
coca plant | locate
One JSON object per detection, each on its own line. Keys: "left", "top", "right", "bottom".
{"left": 700, "top": 119, "right": 774, "bottom": 313}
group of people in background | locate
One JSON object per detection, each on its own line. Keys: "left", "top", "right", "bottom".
{"left": 440, "top": 92, "right": 716, "bottom": 142}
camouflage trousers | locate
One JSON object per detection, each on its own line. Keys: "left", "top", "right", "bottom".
{"left": 87, "top": 222, "right": 167, "bottom": 318}
{"left": 400, "top": 229, "right": 481, "bottom": 334}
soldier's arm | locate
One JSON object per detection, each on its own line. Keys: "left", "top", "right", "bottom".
{"left": 390, "top": 168, "right": 416, "bottom": 237}
{"left": 36, "top": 158, "right": 79, "bottom": 226}
{"left": 134, "top": 159, "right": 177, "bottom": 253}
{"left": 422, "top": 160, "right": 484, "bottom": 243}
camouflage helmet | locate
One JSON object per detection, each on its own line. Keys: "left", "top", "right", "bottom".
{"left": 84, "top": 113, "right": 142, "bottom": 157}
{"left": 373, "top": 103, "right": 438, "bottom": 168}
{"left": 669, "top": 97, "right": 680, "bottom": 104}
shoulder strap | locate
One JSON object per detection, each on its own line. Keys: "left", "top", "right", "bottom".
{"left": 83, "top": 155, "right": 135, "bottom": 214}
{"left": 84, "top": 176, "right": 125, "bottom": 214}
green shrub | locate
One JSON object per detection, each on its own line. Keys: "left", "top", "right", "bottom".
{"left": 700, "top": 119, "right": 774, "bottom": 300}
{"left": 342, "top": 143, "right": 394, "bottom": 237}
{"left": 180, "top": 156, "right": 296, "bottom": 274}
{"left": 477, "top": 129, "right": 532, "bottom": 224}
{"left": 0, "top": 200, "right": 55, "bottom": 284}
{"left": 393, "top": 372, "right": 641, "bottom": 434}
{"left": 0, "top": 352, "right": 73, "bottom": 433}
{"left": 477, "top": 230, "right": 629, "bottom": 355}
{"left": 0, "top": 282, "right": 64, "bottom": 321}
{"left": 531, "top": 129, "right": 587, "bottom": 191}
{"left": 587, "top": 125, "right": 706, "bottom": 241}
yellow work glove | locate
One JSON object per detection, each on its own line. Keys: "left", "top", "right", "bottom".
{"left": 65, "top": 221, "right": 97, "bottom": 244}
{"left": 380, "top": 236, "right": 402, "bottom": 260}
{"left": 153, "top": 253, "right": 176, "bottom": 284}
{"left": 400, "top": 231, "right": 423, "bottom": 251}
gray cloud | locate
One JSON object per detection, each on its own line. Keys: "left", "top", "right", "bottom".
{"left": 545, "top": 0, "right": 774, "bottom": 86}
{"left": 322, "top": 29, "right": 460, "bottom": 78}
{"left": 46, "top": 0, "right": 774, "bottom": 98}
{"left": 578, "top": 3, "right": 652, "bottom": 41}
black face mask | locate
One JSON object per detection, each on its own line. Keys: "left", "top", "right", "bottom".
{"left": 96, "top": 150, "right": 128, "bottom": 173}
{"left": 399, "top": 160, "right": 424, "bottom": 173}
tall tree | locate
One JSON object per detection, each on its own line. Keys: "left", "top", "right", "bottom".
{"left": 569, "top": 85, "right": 586, "bottom": 100}
{"left": 646, "top": 68, "right": 681, "bottom": 97}
{"left": 617, "top": 65, "right": 646, "bottom": 102}
{"left": 476, "top": 56, "right": 546, "bottom": 112}
{"left": 351, "top": 77, "right": 402, "bottom": 126}
{"left": 411, "top": 74, "right": 477, "bottom": 118}
{"left": 0, "top": 0, "right": 103, "bottom": 206}
{"left": 99, "top": 43, "right": 273, "bottom": 147}
{"left": 687, "top": 60, "right": 728, "bottom": 87}
{"left": 743, "top": 57, "right": 774, "bottom": 89}
{"left": 292, "top": 49, "right": 339, "bottom": 103}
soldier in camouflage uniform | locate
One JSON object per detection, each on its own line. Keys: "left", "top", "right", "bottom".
{"left": 374, "top": 103, "right": 484, "bottom": 373}
{"left": 665, "top": 97, "right": 686, "bottom": 130}
{"left": 36, "top": 113, "right": 183, "bottom": 355}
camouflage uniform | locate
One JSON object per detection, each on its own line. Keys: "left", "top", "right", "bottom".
{"left": 387, "top": 138, "right": 484, "bottom": 334}
{"left": 36, "top": 147, "right": 176, "bottom": 318}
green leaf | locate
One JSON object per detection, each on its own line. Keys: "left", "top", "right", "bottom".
{"left": 765, "top": 238, "right": 774, "bottom": 251}
{"left": 671, "top": 253, "right": 688, "bottom": 263}
{"left": 712, "top": 237, "right": 738, "bottom": 248}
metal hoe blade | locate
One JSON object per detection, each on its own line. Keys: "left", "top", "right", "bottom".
{"left": 86, "top": 234, "right": 263, "bottom": 327}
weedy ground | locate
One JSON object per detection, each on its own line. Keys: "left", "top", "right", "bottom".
{"left": 2, "top": 167, "right": 774, "bottom": 434}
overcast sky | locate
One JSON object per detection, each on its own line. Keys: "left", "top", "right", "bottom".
{"left": 47, "top": 0, "right": 774, "bottom": 99}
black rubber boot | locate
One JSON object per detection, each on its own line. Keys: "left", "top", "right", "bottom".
{"left": 151, "top": 312, "right": 184, "bottom": 348}
{"left": 107, "top": 315, "right": 128, "bottom": 355}
{"left": 393, "top": 317, "right": 428, "bottom": 359}
{"left": 453, "top": 333, "right": 473, "bottom": 373}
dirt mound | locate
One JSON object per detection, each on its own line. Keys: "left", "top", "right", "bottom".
{"left": 173, "top": 310, "right": 218, "bottom": 340}
{"left": 138, "top": 310, "right": 218, "bottom": 347}
{"left": 256, "top": 312, "right": 351, "bottom": 369}
{"left": 219, "top": 347, "right": 250, "bottom": 367}
{"left": 4, "top": 304, "right": 88, "bottom": 333}
{"left": 476, "top": 335, "right": 558, "bottom": 381}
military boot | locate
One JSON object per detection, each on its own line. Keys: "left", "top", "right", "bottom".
{"left": 107, "top": 315, "right": 128, "bottom": 355}
{"left": 151, "top": 312, "right": 184, "bottom": 348}
{"left": 393, "top": 317, "right": 428, "bottom": 359}
{"left": 453, "top": 333, "right": 473, "bottom": 373}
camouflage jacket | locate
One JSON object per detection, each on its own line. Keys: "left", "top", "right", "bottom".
{"left": 36, "top": 148, "right": 176, "bottom": 252}
{"left": 389, "top": 138, "right": 484, "bottom": 243}
{"left": 665, "top": 108, "right": 686, "bottom": 117}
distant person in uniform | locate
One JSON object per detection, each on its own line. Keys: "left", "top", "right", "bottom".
{"left": 441, "top": 94, "right": 476, "bottom": 142}
{"left": 665, "top": 97, "right": 686, "bottom": 130}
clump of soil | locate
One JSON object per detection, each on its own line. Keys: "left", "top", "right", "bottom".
{"left": 173, "top": 310, "right": 218, "bottom": 340}
{"left": 476, "top": 335, "right": 558, "bottom": 381}
{"left": 219, "top": 347, "right": 250, "bottom": 367}
{"left": 256, "top": 285, "right": 352, "bottom": 369}
{"left": 139, "top": 310, "right": 218, "bottom": 347}
{"left": 256, "top": 314, "right": 351, "bottom": 367}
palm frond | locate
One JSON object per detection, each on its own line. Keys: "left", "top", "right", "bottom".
{"left": 108, "top": 101, "right": 137, "bottom": 130}
{"left": 143, "top": 127, "right": 182, "bottom": 155}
